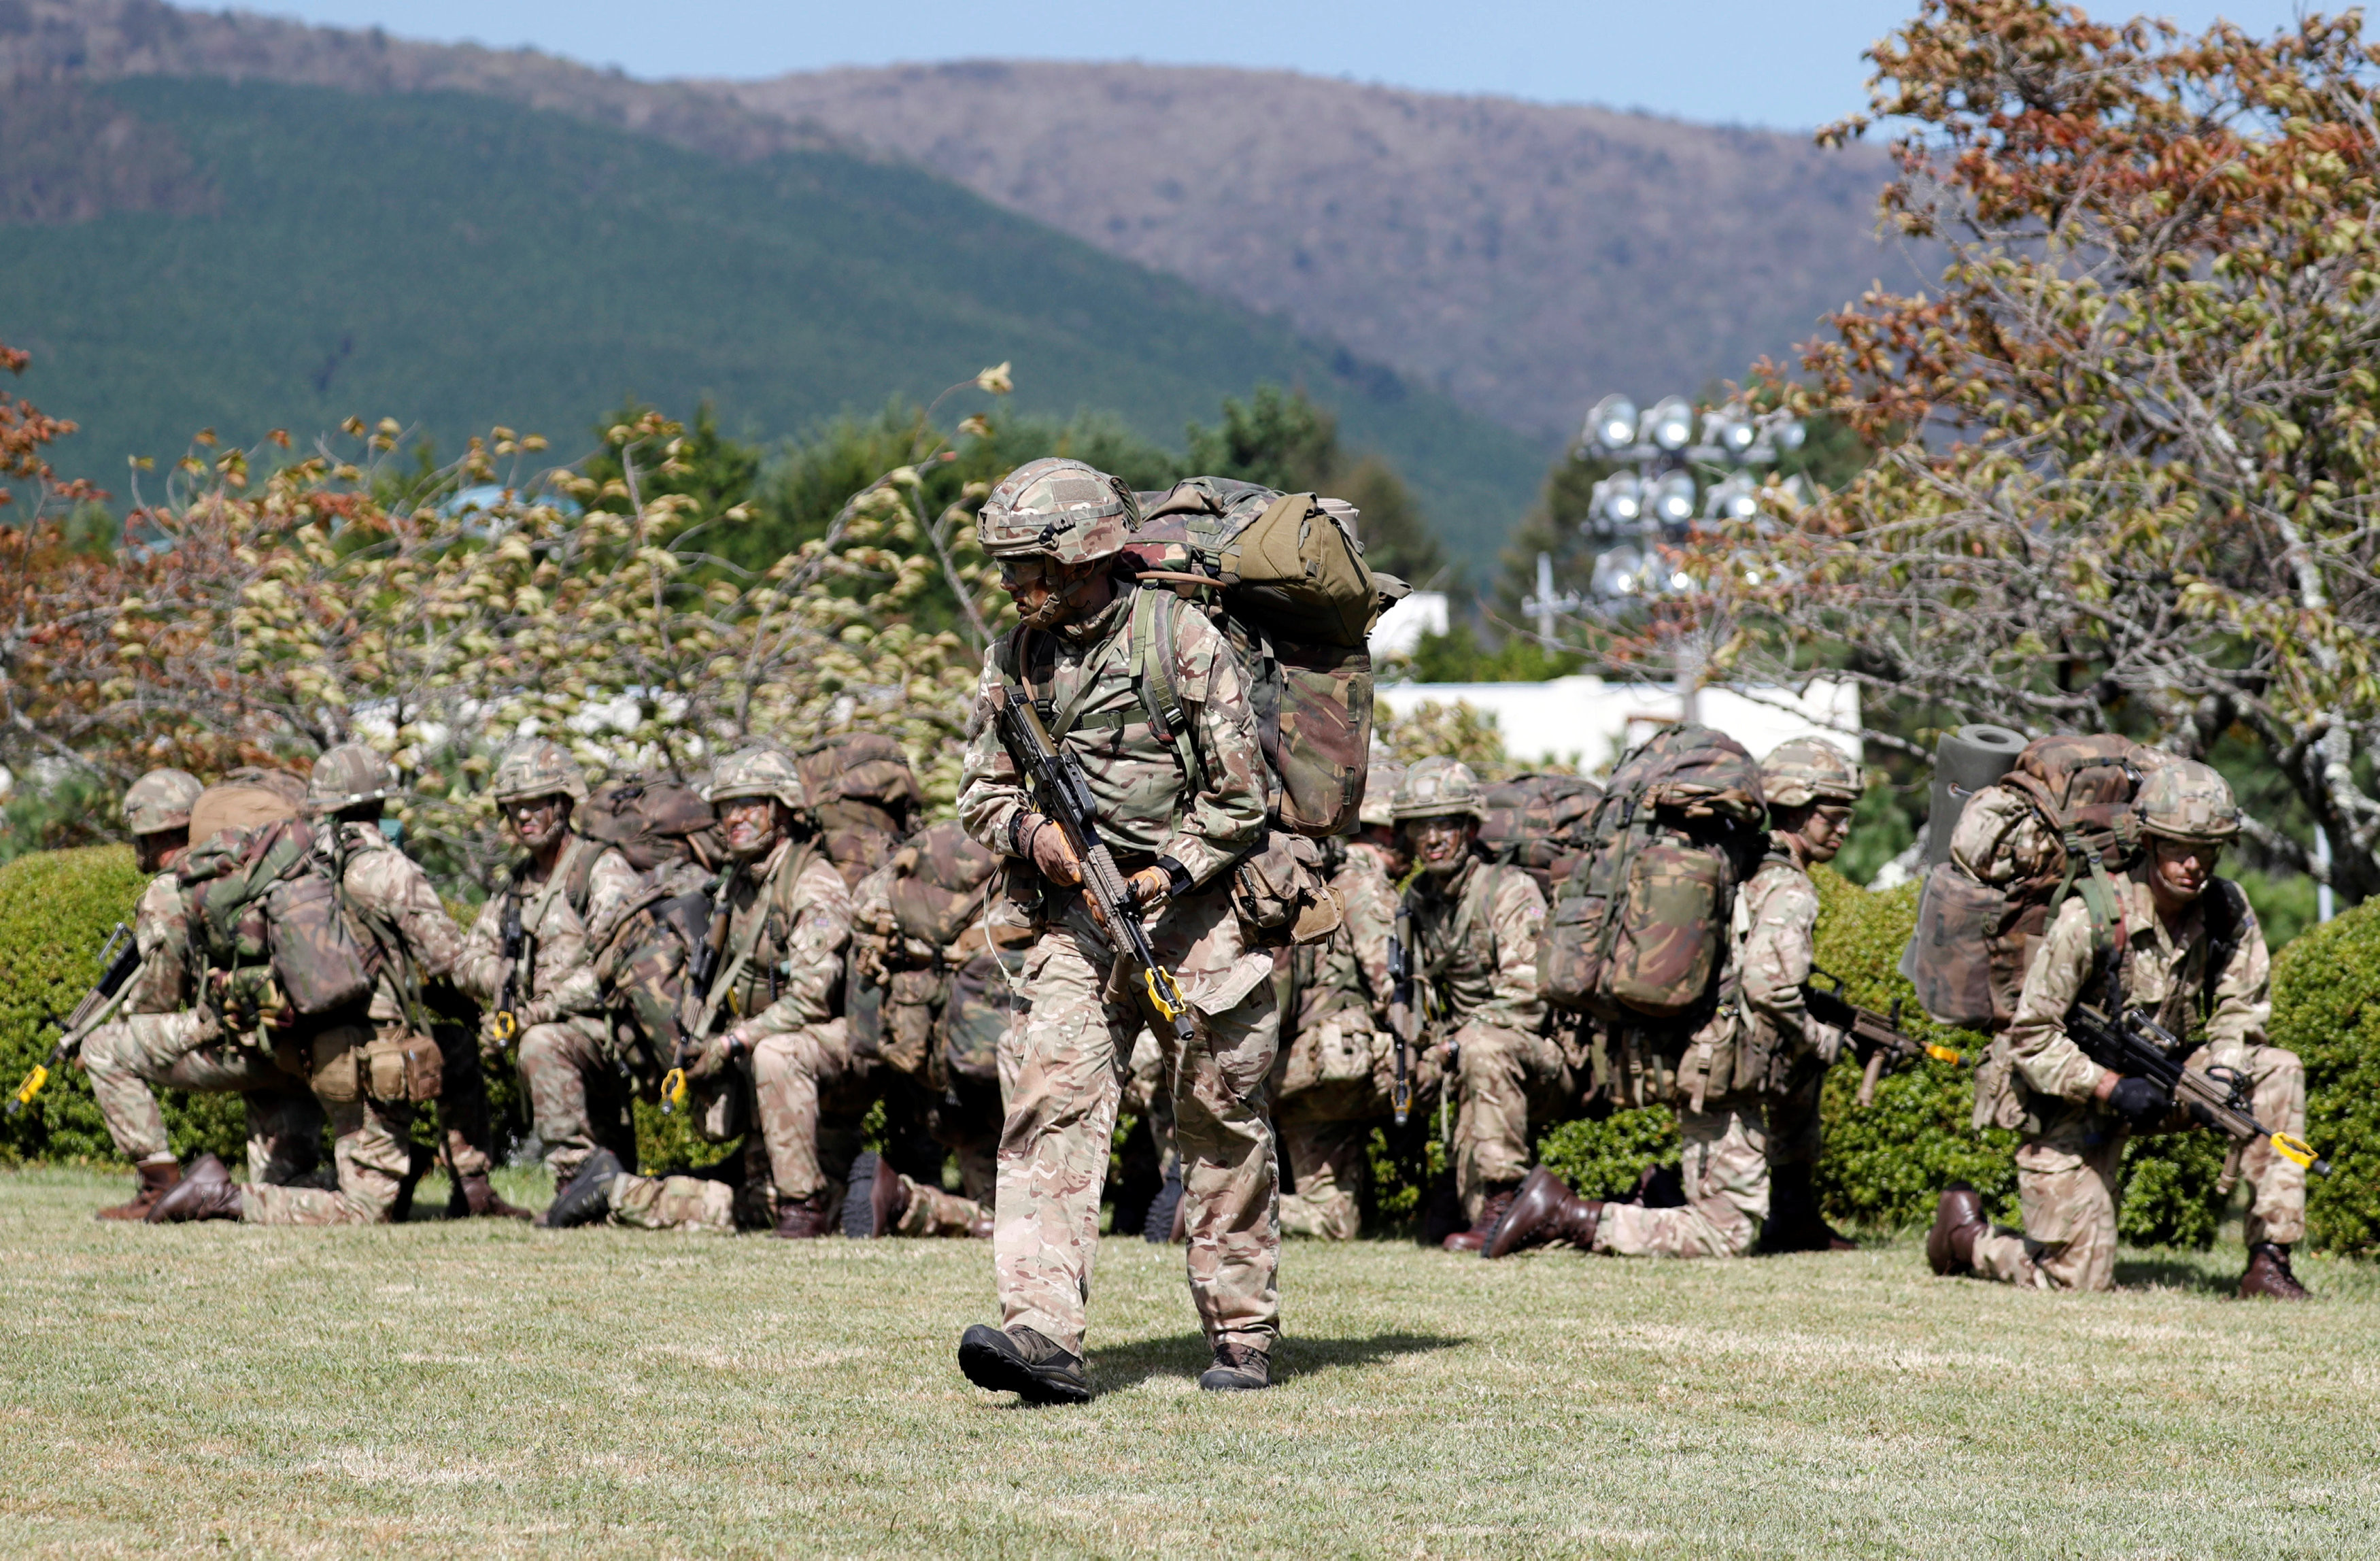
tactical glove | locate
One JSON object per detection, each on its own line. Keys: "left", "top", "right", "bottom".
{"left": 2106, "top": 1073, "right": 2173, "bottom": 1129}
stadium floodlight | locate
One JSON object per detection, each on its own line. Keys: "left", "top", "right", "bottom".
{"left": 1772, "top": 416, "right": 1807, "bottom": 453}
{"left": 1591, "top": 546, "right": 1645, "bottom": 598}
{"left": 1645, "top": 396, "right": 1695, "bottom": 452}
{"left": 1650, "top": 470, "right": 1697, "bottom": 528}
{"left": 1704, "top": 472, "right": 1761, "bottom": 524}
{"left": 1591, "top": 471, "right": 1644, "bottom": 531}
{"left": 1710, "top": 404, "right": 1758, "bottom": 457}
{"left": 1586, "top": 395, "right": 1639, "bottom": 452}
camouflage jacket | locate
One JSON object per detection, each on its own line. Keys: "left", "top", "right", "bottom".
{"left": 124, "top": 870, "right": 196, "bottom": 1016}
{"left": 1294, "top": 840, "right": 1398, "bottom": 1037}
{"left": 454, "top": 835, "right": 643, "bottom": 1024}
{"left": 333, "top": 823, "right": 468, "bottom": 1028}
{"left": 1723, "top": 847, "right": 1840, "bottom": 1086}
{"left": 958, "top": 587, "right": 1268, "bottom": 890}
{"left": 705, "top": 837, "right": 852, "bottom": 1043}
{"left": 2001, "top": 871, "right": 2268, "bottom": 1111}
{"left": 1404, "top": 854, "right": 1546, "bottom": 1040}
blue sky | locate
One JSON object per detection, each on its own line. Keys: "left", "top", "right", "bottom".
{"left": 258, "top": 1, "right": 2312, "bottom": 131}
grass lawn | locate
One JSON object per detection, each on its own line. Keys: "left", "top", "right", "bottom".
{"left": 1, "top": 1164, "right": 2375, "bottom": 1558}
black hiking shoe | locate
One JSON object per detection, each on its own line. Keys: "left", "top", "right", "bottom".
{"left": 957, "top": 1323, "right": 1090, "bottom": 1406}
{"left": 1197, "top": 1343, "right": 1273, "bottom": 1392}
{"left": 1142, "top": 1166, "right": 1183, "bottom": 1244}
{"left": 537, "top": 1148, "right": 622, "bottom": 1228}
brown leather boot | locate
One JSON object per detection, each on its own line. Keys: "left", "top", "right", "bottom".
{"left": 96, "top": 1158, "right": 182, "bottom": 1222}
{"left": 2239, "top": 1243, "right": 2311, "bottom": 1300}
{"left": 1484, "top": 1166, "right": 1602, "bottom": 1258}
{"left": 1926, "top": 1183, "right": 1986, "bottom": 1276}
{"left": 772, "top": 1190, "right": 835, "bottom": 1239}
{"left": 145, "top": 1154, "right": 244, "bottom": 1224}
{"left": 453, "top": 1173, "right": 534, "bottom": 1220}
{"left": 1443, "top": 1182, "right": 1520, "bottom": 1253}
{"left": 843, "top": 1152, "right": 911, "bottom": 1239}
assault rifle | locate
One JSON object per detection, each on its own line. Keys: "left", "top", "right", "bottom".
{"left": 2068, "top": 1001, "right": 2331, "bottom": 1177}
{"left": 662, "top": 874, "right": 734, "bottom": 1116}
{"left": 988, "top": 683, "right": 1196, "bottom": 1045}
{"left": 1386, "top": 905, "right": 1414, "bottom": 1127}
{"left": 1803, "top": 968, "right": 1965, "bottom": 1108}
{"left": 488, "top": 891, "right": 527, "bottom": 1044}
{"left": 10, "top": 923, "right": 141, "bottom": 1115}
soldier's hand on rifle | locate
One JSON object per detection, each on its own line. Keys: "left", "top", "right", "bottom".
{"left": 1125, "top": 865, "right": 1172, "bottom": 909}
{"left": 1017, "top": 813, "right": 1084, "bottom": 888}
{"left": 2100, "top": 1072, "right": 2173, "bottom": 1129}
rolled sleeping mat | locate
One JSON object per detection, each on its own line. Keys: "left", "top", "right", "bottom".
{"left": 1924, "top": 724, "right": 2026, "bottom": 867}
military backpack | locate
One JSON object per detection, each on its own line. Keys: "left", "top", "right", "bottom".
{"left": 794, "top": 734, "right": 925, "bottom": 888}
{"left": 1539, "top": 724, "right": 1767, "bottom": 1025}
{"left": 1478, "top": 773, "right": 1605, "bottom": 899}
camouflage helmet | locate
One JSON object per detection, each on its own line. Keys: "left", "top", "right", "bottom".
{"left": 704, "top": 745, "right": 808, "bottom": 811}
{"left": 1392, "top": 757, "right": 1486, "bottom": 823}
{"left": 122, "top": 768, "right": 203, "bottom": 837}
{"left": 976, "top": 458, "right": 1138, "bottom": 566}
{"left": 307, "top": 743, "right": 396, "bottom": 814}
{"left": 1761, "top": 737, "right": 1863, "bottom": 809}
{"left": 490, "top": 737, "right": 589, "bottom": 805}
{"left": 1358, "top": 760, "right": 1407, "bottom": 829}
{"left": 2135, "top": 759, "right": 2241, "bottom": 846}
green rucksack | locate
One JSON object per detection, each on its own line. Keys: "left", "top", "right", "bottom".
{"left": 1120, "top": 476, "right": 1406, "bottom": 839}
{"left": 178, "top": 817, "right": 381, "bottom": 1018}
{"left": 1539, "top": 725, "right": 1767, "bottom": 1025}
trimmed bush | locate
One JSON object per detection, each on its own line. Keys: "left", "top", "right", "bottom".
{"left": 0, "top": 845, "right": 246, "bottom": 1165}
{"left": 1538, "top": 1107, "right": 1678, "bottom": 1201}
{"left": 2270, "top": 899, "right": 2380, "bottom": 1254}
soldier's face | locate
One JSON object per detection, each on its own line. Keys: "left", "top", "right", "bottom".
{"left": 2147, "top": 837, "right": 2219, "bottom": 905}
{"left": 718, "top": 797, "right": 781, "bottom": 858}
{"left": 1405, "top": 816, "right": 1474, "bottom": 875}
{"left": 503, "top": 794, "right": 571, "bottom": 852}
{"left": 134, "top": 827, "right": 189, "bottom": 876}
{"left": 1800, "top": 803, "right": 1854, "bottom": 864}
{"left": 1000, "top": 555, "right": 1107, "bottom": 626}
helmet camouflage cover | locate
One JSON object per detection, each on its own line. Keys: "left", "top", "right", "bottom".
{"left": 2134, "top": 758, "right": 2241, "bottom": 845}
{"left": 975, "top": 457, "right": 1138, "bottom": 566}
{"left": 1392, "top": 756, "right": 1486, "bottom": 822}
{"left": 704, "top": 745, "right": 808, "bottom": 810}
{"left": 1358, "top": 760, "right": 1407, "bottom": 829}
{"left": 1761, "top": 737, "right": 1863, "bottom": 809}
{"left": 122, "top": 768, "right": 204, "bottom": 836}
{"left": 490, "top": 737, "right": 590, "bottom": 805}
{"left": 307, "top": 743, "right": 397, "bottom": 814}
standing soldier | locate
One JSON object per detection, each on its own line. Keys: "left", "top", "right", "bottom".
{"left": 1926, "top": 761, "right": 2309, "bottom": 1299}
{"left": 1274, "top": 762, "right": 1411, "bottom": 1240}
{"left": 454, "top": 739, "right": 644, "bottom": 1201}
{"left": 148, "top": 745, "right": 491, "bottom": 1224}
{"left": 1395, "top": 758, "right": 1571, "bottom": 1253}
{"left": 80, "top": 769, "right": 322, "bottom": 1218}
{"left": 1484, "top": 737, "right": 1863, "bottom": 1261}
{"left": 953, "top": 457, "right": 1279, "bottom": 1404}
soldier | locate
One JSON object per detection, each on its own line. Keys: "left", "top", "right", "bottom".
{"left": 1394, "top": 758, "right": 1571, "bottom": 1253}
{"left": 80, "top": 769, "right": 323, "bottom": 1219}
{"left": 1926, "top": 760, "right": 2309, "bottom": 1299}
{"left": 149, "top": 744, "right": 495, "bottom": 1224}
{"left": 1273, "top": 762, "right": 1412, "bottom": 1240}
{"left": 952, "top": 457, "right": 1280, "bottom": 1404}
{"left": 454, "top": 739, "right": 645, "bottom": 1198}
{"left": 584, "top": 745, "right": 859, "bottom": 1239}
{"left": 1484, "top": 737, "right": 1863, "bottom": 1262}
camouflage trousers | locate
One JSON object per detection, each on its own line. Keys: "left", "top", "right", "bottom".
{"left": 514, "top": 1018, "right": 636, "bottom": 1185}
{"left": 1450, "top": 1020, "right": 1579, "bottom": 1220}
{"left": 1766, "top": 1054, "right": 1826, "bottom": 1170}
{"left": 610, "top": 1171, "right": 739, "bottom": 1233}
{"left": 998, "top": 888, "right": 1280, "bottom": 1358}
{"left": 80, "top": 1011, "right": 322, "bottom": 1183}
{"left": 751, "top": 1018, "right": 874, "bottom": 1203}
{"left": 1971, "top": 1043, "right": 2307, "bottom": 1292}
{"left": 1595, "top": 1095, "right": 1769, "bottom": 1258}
{"left": 1276, "top": 1107, "right": 1370, "bottom": 1241}
{"left": 243, "top": 1092, "right": 420, "bottom": 1226}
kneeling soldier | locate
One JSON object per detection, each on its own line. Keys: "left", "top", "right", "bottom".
{"left": 1927, "top": 761, "right": 2309, "bottom": 1298}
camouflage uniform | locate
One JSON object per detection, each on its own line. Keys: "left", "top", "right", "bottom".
{"left": 1407, "top": 852, "right": 1567, "bottom": 1220}
{"left": 958, "top": 584, "right": 1278, "bottom": 1360}
{"left": 241, "top": 820, "right": 470, "bottom": 1226}
{"left": 1965, "top": 873, "right": 2291, "bottom": 1290}
{"left": 456, "top": 835, "right": 643, "bottom": 1183}
{"left": 719, "top": 837, "right": 858, "bottom": 1205}
{"left": 1274, "top": 839, "right": 1406, "bottom": 1239}
{"left": 82, "top": 869, "right": 324, "bottom": 1184}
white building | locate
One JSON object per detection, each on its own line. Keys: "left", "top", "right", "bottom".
{"left": 1374, "top": 674, "right": 1860, "bottom": 774}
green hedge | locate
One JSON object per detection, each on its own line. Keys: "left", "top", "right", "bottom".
{"left": 2270, "top": 900, "right": 2380, "bottom": 1254}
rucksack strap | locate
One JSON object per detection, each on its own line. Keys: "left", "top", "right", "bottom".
{"left": 1128, "top": 586, "right": 1207, "bottom": 796}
